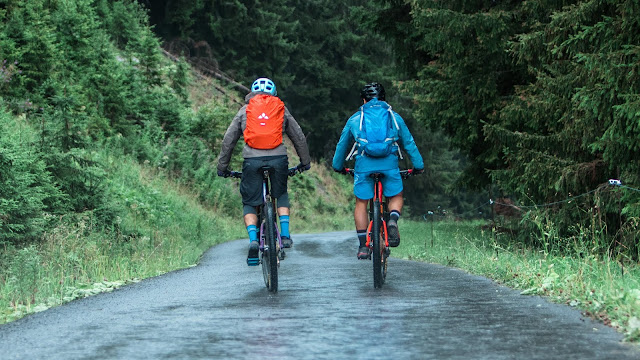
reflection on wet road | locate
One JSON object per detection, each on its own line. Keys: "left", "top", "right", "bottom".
{"left": 0, "top": 231, "right": 638, "bottom": 359}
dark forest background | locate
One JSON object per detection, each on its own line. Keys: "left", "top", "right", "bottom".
{"left": 1, "top": 0, "right": 639, "bottom": 260}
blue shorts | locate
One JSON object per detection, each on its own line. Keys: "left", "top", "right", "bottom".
{"left": 353, "top": 168, "right": 403, "bottom": 200}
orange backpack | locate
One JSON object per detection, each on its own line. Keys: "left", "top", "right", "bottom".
{"left": 244, "top": 94, "right": 285, "bottom": 149}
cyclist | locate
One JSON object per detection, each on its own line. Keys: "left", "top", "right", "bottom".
{"left": 217, "top": 77, "right": 311, "bottom": 264}
{"left": 332, "top": 82, "right": 424, "bottom": 259}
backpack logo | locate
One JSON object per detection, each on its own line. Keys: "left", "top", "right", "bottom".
{"left": 244, "top": 95, "right": 285, "bottom": 149}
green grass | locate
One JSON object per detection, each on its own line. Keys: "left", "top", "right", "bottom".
{"left": 288, "top": 161, "right": 354, "bottom": 233}
{"left": 0, "top": 152, "right": 354, "bottom": 325}
{"left": 394, "top": 219, "right": 640, "bottom": 343}
{"left": 0, "top": 154, "right": 246, "bottom": 324}
{"left": 8, "top": 147, "right": 636, "bottom": 346}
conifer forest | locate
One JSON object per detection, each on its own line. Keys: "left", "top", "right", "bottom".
{"left": 1, "top": 0, "right": 639, "bottom": 269}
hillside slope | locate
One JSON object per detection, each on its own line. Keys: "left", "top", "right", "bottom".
{"left": 0, "top": 1, "right": 352, "bottom": 324}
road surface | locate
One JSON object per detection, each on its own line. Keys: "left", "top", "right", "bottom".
{"left": 1, "top": 231, "right": 638, "bottom": 359}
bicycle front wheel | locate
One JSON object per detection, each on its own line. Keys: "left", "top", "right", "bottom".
{"left": 372, "top": 200, "right": 385, "bottom": 288}
{"left": 261, "top": 201, "right": 278, "bottom": 292}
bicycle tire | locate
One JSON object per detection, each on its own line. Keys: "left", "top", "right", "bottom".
{"left": 372, "top": 200, "right": 384, "bottom": 288}
{"left": 260, "top": 207, "right": 269, "bottom": 288}
{"left": 263, "top": 201, "right": 278, "bottom": 292}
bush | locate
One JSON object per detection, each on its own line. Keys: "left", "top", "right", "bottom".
{"left": 0, "top": 110, "right": 66, "bottom": 243}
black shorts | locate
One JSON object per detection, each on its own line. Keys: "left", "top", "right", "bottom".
{"left": 240, "top": 156, "right": 289, "bottom": 207}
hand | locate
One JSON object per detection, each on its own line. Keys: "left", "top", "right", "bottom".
{"left": 298, "top": 163, "right": 311, "bottom": 172}
{"left": 334, "top": 167, "right": 347, "bottom": 175}
{"left": 413, "top": 168, "right": 424, "bottom": 175}
{"left": 217, "top": 169, "right": 231, "bottom": 178}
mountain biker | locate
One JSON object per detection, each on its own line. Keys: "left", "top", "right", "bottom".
{"left": 332, "top": 82, "right": 424, "bottom": 259}
{"left": 217, "top": 77, "right": 311, "bottom": 264}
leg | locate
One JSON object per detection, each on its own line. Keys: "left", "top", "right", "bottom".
{"left": 353, "top": 172, "right": 375, "bottom": 259}
{"left": 388, "top": 192, "right": 403, "bottom": 213}
{"left": 276, "top": 190, "right": 292, "bottom": 248}
{"left": 277, "top": 206, "right": 290, "bottom": 238}
{"left": 355, "top": 197, "right": 371, "bottom": 259}
{"left": 277, "top": 206, "right": 293, "bottom": 248}
{"left": 243, "top": 206, "right": 260, "bottom": 265}
{"left": 381, "top": 168, "right": 404, "bottom": 247}
{"left": 244, "top": 213, "right": 258, "bottom": 227}
{"left": 387, "top": 193, "right": 403, "bottom": 247}
{"left": 268, "top": 156, "right": 293, "bottom": 247}
{"left": 243, "top": 205, "right": 259, "bottom": 241}
{"left": 354, "top": 197, "right": 369, "bottom": 230}
{"left": 353, "top": 171, "right": 374, "bottom": 231}
{"left": 239, "top": 158, "right": 263, "bottom": 251}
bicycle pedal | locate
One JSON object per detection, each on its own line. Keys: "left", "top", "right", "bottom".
{"left": 246, "top": 258, "right": 260, "bottom": 266}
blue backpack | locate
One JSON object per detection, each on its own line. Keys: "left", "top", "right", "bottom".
{"left": 347, "top": 101, "right": 401, "bottom": 159}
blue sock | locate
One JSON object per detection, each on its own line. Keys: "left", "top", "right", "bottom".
{"left": 390, "top": 210, "right": 401, "bottom": 222}
{"left": 279, "top": 215, "right": 290, "bottom": 237}
{"left": 247, "top": 225, "right": 258, "bottom": 242}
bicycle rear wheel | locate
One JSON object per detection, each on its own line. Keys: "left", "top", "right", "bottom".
{"left": 261, "top": 201, "right": 278, "bottom": 292}
{"left": 372, "top": 200, "right": 385, "bottom": 288}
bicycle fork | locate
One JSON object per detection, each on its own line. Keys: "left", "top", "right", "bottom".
{"left": 258, "top": 205, "right": 284, "bottom": 264}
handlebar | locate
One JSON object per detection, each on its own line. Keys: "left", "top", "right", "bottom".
{"left": 227, "top": 167, "right": 304, "bottom": 179}
{"left": 400, "top": 169, "right": 414, "bottom": 179}
{"left": 342, "top": 168, "right": 417, "bottom": 179}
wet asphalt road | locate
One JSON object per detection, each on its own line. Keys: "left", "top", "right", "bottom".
{"left": 1, "top": 231, "right": 639, "bottom": 360}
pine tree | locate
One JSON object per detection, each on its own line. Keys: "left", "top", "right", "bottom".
{"left": 370, "top": 0, "right": 530, "bottom": 189}
{"left": 0, "top": 108, "right": 66, "bottom": 243}
{"left": 491, "top": 0, "right": 640, "bottom": 250}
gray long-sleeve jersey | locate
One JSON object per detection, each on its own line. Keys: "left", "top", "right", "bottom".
{"left": 216, "top": 92, "right": 311, "bottom": 173}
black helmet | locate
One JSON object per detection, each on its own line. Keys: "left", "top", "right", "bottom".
{"left": 360, "top": 82, "right": 386, "bottom": 102}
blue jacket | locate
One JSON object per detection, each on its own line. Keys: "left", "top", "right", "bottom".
{"left": 332, "top": 99, "right": 424, "bottom": 172}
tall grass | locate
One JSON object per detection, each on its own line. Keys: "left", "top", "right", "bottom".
{"left": 394, "top": 219, "right": 640, "bottom": 342}
{"left": 288, "top": 161, "right": 353, "bottom": 233}
{"left": 0, "top": 150, "right": 354, "bottom": 324}
{"left": 0, "top": 153, "right": 245, "bottom": 323}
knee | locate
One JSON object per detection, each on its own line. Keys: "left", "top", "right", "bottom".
{"left": 276, "top": 193, "right": 290, "bottom": 208}
{"left": 355, "top": 197, "right": 368, "bottom": 206}
{"left": 243, "top": 205, "right": 258, "bottom": 216}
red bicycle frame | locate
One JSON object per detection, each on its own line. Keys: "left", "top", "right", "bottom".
{"left": 366, "top": 178, "right": 389, "bottom": 248}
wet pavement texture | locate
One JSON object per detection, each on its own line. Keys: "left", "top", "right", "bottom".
{"left": 1, "top": 231, "right": 638, "bottom": 359}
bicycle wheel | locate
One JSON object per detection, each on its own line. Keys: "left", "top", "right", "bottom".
{"left": 261, "top": 201, "right": 278, "bottom": 292}
{"left": 372, "top": 200, "right": 385, "bottom": 288}
{"left": 260, "top": 208, "right": 269, "bottom": 288}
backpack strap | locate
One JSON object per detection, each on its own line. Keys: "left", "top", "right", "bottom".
{"left": 396, "top": 143, "right": 404, "bottom": 160}
{"left": 346, "top": 108, "right": 366, "bottom": 160}
{"left": 346, "top": 142, "right": 358, "bottom": 161}
{"left": 387, "top": 107, "right": 404, "bottom": 159}
{"left": 388, "top": 106, "right": 400, "bottom": 130}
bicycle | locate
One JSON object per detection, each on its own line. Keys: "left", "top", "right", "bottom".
{"left": 229, "top": 166, "right": 301, "bottom": 292}
{"left": 344, "top": 168, "right": 415, "bottom": 288}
